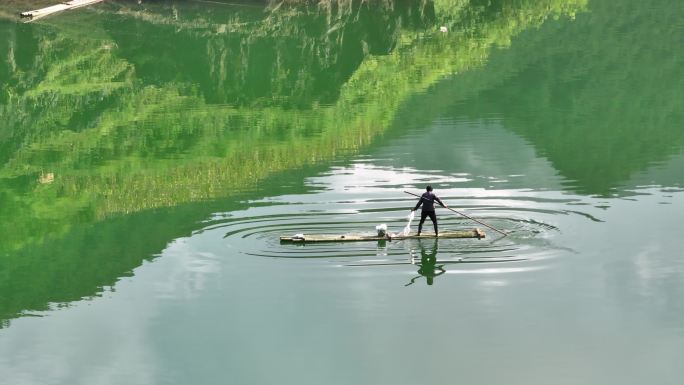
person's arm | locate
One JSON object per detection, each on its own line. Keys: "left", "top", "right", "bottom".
{"left": 435, "top": 196, "right": 447, "bottom": 208}
{"left": 413, "top": 197, "right": 423, "bottom": 211}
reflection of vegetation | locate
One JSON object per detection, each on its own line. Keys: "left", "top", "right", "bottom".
{"left": 0, "top": 0, "right": 582, "bottom": 326}
{"left": 441, "top": 0, "right": 684, "bottom": 195}
{"left": 0, "top": 0, "right": 584, "bottom": 250}
{"left": 108, "top": 0, "right": 436, "bottom": 106}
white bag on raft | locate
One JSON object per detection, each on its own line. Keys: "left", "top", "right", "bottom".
{"left": 376, "top": 211, "right": 414, "bottom": 238}
{"left": 376, "top": 224, "right": 388, "bottom": 237}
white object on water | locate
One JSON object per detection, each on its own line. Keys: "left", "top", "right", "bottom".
{"left": 293, "top": 233, "right": 305, "bottom": 240}
{"left": 376, "top": 224, "right": 388, "bottom": 237}
{"left": 377, "top": 211, "right": 414, "bottom": 238}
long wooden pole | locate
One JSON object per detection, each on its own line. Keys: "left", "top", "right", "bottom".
{"left": 404, "top": 190, "right": 508, "bottom": 237}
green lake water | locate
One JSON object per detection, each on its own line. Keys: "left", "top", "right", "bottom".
{"left": 1, "top": 0, "right": 683, "bottom": 384}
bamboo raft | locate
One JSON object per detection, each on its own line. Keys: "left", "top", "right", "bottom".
{"left": 20, "top": 0, "right": 104, "bottom": 21}
{"left": 280, "top": 229, "right": 485, "bottom": 243}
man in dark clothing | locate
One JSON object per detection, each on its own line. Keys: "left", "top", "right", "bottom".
{"left": 412, "top": 185, "right": 447, "bottom": 236}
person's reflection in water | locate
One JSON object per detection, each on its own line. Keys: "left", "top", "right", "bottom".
{"left": 406, "top": 239, "right": 445, "bottom": 286}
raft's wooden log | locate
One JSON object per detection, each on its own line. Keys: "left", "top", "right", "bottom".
{"left": 280, "top": 229, "right": 485, "bottom": 243}
{"left": 21, "top": 0, "right": 104, "bottom": 21}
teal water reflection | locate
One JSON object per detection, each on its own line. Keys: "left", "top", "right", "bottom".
{"left": 1, "top": 0, "right": 684, "bottom": 384}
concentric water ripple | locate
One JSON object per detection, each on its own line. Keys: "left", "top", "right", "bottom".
{"left": 200, "top": 193, "right": 585, "bottom": 276}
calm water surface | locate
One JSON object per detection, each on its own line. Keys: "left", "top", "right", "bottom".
{"left": 1, "top": 0, "right": 683, "bottom": 384}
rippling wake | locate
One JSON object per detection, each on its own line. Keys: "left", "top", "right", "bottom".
{"left": 200, "top": 190, "right": 580, "bottom": 279}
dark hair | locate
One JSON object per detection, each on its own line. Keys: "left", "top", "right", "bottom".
{"left": 426, "top": 185, "right": 433, "bottom": 191}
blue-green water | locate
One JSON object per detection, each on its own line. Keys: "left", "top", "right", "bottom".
{"left": 1, "top": 0, "right": 683, "bottom": 384}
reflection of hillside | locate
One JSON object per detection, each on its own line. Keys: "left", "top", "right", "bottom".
{"left": 0, "top": 0, "right": 583, "bottom": 327}
{"left": 106, "top": 0, "right": 435, "bottom": 106}
{"left": 442, "top": 0, "right": 684, "bottom": 195}
{"left": 0, "top": 167, "right": 322, "bottom": 329}
{"left": 0, "top": 0, "right": 585, "bottom": 248}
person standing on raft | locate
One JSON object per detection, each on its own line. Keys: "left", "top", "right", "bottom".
{"left": 411, "top": 185, "right": 447, "bottom": 236}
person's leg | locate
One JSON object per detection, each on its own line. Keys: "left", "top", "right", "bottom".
{"left": 429, "top": 211, "right": 438, "bottom": 235}
{"left": 418, "top": 211, "right": 428, "bottom": 235}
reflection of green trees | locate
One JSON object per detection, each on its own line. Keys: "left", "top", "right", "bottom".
{"left": 444, "top": 0, "right": 684, "bottom": 195}
{"left": 108, "top": 0, "right": 436, "bottom": 107}
{"left": 0, "top": 0, "right": 584, "bottom": 249}
{"left": 0, "top": 0, "right": 582, "bottom": 325}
